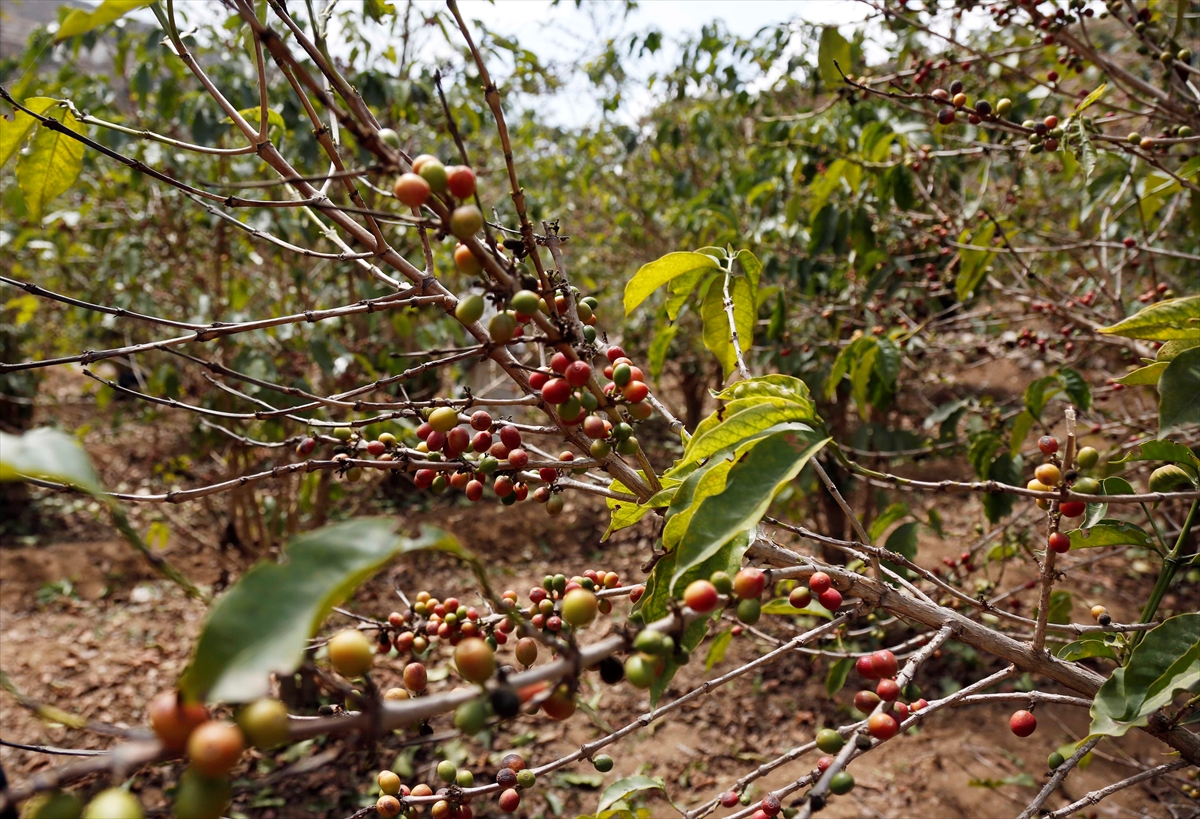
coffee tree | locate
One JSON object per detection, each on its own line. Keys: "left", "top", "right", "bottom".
{"left": 1, "top": 0, "right": 1198, "bottom": 817}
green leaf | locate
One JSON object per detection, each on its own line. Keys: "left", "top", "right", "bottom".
{"left": 647, "top": 323, "right": 679, "bottom": 382}
{"left": 849, "top": 341, "right": 879, "bottom": 420}
{"left": 825, "top": 657, "right": 853, "bottom": 698}
{"left": 1083, "top": 477, "right": 1133, "bottom": 529}
{"left": 1057, "top": 367, "right": 1092, "bottom": 411}
{"left": 0, "top": 427, "right": 102, "bottom": 495}
{"left": 767, "top": 292, "right": 786, "bottom": 341}
{"left": 1088, "top": 613, "right": 1200, "bottom": 739}
{"left": 55, "top": 0, "right": 155, "bottom": 40}
{"left": 759, "top": 598, "right": 833, "bottom": 619}
{"left": 1058, "top": 639, "right": 1119, "bottom": 662}
{"left": 363, "top": 0, "right": 395, "bottom": 22}
{"left": 826, "top": 337, "right": 876, "bottom": 401}
{"left": 1157, "top": 338, "right": 1200, "bottom": 362}
{"left": 664, "top": 269, "right": 714, "bottom": 322}
{"left": 1047, "top": 590, "right": 1073, "bottom": 625}
{"left": 817, "top": 26, "right": 851, "bottom": 86}
{"left": 705, "top": 628, "right": 733, "bottom": 671}
{"left": 671, "top": 408, "right": 814, "bottom": 479}
{"left": 700, "top": 275, "right": 755, "bottom": 381}
{"left": 1025, "top": 376, "right": 1060, "bottom": 420}
{"left": 624, "top": 252, "right": 720, "bottom": 315}
{"left": 1110, "top": 440, "right": 1200, "bottom": 471}
{"left": 16, "top": 107, "right": 85, "bottom": 219}
{"left": 808, "top": 159, "right": 847, "bottom": 218}
{"left": 1076, "top": 119, "right": 1097, "bottom": 180}
{"left": 1099, "top": 296, "right": 1200, "bottom": 341}
{"left": 1067, "top": 520, "right": 1154, "bottom": 550}
{"left": 1010, "top": 410, "right": 1036, "bottom": 456}
{"left": 983, "top": 453, "right": 1023, "bottom": 523}
{"left": 889, "top": 164, "right": 915, "bottom": 209}
{"left": 603, "top": 479, "right": 677, "bottom": 541}
{"left": 669, "top": 429, "right": 830, "bottom": 592}
{"left": 955, "top": 222, "right": 996, "bottom": 302}
{"left": 1158, "top": 346, "right": 1200, "bottom": 435}
{"left": 0, "top": 97, "right": 59, "bottom": 170}
{"left": 868, "top": 502, "right": 910, "bottom": 542}
{"left": 1118, "top": 362, "right": 1168, "bottom": 386}
{"left": 597, "top": 776, "right": 666, "bottom": 815}
{"left": 1075, "top": 83, "right": 1108, "bottom": 112}
{"left": 180, "top": 520, "right": 462, "bottom": 702}
{"left": 734, "top": 249, "right": 762, "bottom": 292}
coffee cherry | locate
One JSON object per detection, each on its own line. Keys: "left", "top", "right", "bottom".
{"left": 455, "top": 637, "right": 496, "bottom": 683}
{"left": 684, "top": 579, "right": 720, "bottom": 613}
{"left": 912, "top": 698, "right": 929, "bottom": 711}
{"left": 404, "top": 662, "right": 427, "bottom": 692}
{"left": 1073, "top": 477, "right": 1100, "bottom": 494}
{"left": 373, "top": 794, "right": 401, "bottom": 818}
{"left": 1038, "top": 435, "right": 1059, "bottom": 454}
{"left": 1090, "top": 605, "right": 1108, "bottom": 621}
{"left": 829, "top": 771, "right": 855, "bottom": 795}
{"left": 1048, "top": 532, "right": 1071, "bottom": 554}
{"left": 625, "top": 655, "right": 656, "bottom": 689}
{"left": 868, "top": 712, "right": 899, "bottom": 740}
{"left": 761, "top": 794, "right": 782, "bottom": 817}
{"left": 450, "top": 204, "right": 484, "bottom": 238}
{"left": 546, "top": 494, "right": 565, "bottom": 516}
{"left": 489, "top": 311, "right": 518, "bottom": 344}
{"left": 437, "top": 760, "right": 458, "bottom": 783}
{"left": 808, "top": 572, "right": 832, "bottom": 594}
{"left": 173, "top": 769, "right": 232, "bottom": 819}
{"left": 499, "top": 788, "right": 521, "bottom": 813}
{"left": 1010, "top": 709, "right": 1037, "bottom": 737}
{"left": 1059, "top": 501, "right": 1085, "bottom": 518}
{"left": 1035, "top": 463, "right": 1062, "bottom": 486}
{"left": 854, "top": 690, "right": 881, "bottom": 713}
{"left": 377, "top": 770, "right": 402, "bottom": 796}
{"left": 542, "top": 685, "right": 576, "bottom": 720}
{"left": 870, "top": 650, "right": 899, "bottom": 679}
{"left": 937, "top": 107, "right": 956, "bottom": 125}
{"left": 410, "top": 783, "right": 434, "bottom": 797}
{"left": 187, "top": 721, "right": 244, "bottom": 777}
{"left": 446, "top": 165, "right": 476, "bottom": 199}
{"left": 817, "top": 588, "right": 843, "bottom": 611}
{"left": 623, "top": 380, "right": 649, "bottom": 403}
{"left": 428, "top": 407, "right": 459, "bottom": 434}
{"left": 82, "top": 788, "right": 143, "bottom": 819}
{"left": 816, "top": 756, "right": 833, "bottom": 773}
{"left": 562, "top": 588, "right": 599, "bottom": 627}
{"left": 296, "top": 437, "right": 316, "bottom": 457}
{"left": 733, "top": 568, "right": 766, "bottom": 599}
{"left": 514, "top": 636, "right": 539, "bottom": 667}
{"left": 237, "top": 698, "right": 289, "bottom": 749}
{"left": 565, "top": 360, "right": 592, "bottom": 387}
{"left": 454, "top": 294, "right": 486, "bottom": 329}
{"left": 1047, "top": 751, "right": 1065, "bottom": 770}
{"left": 815, "top": 728, "right": 845, "bottom": 754}
{"left": 393, "top": 173, "right": 431, "bottom": 208}
{"left": 736, "top": 598, "right": 762, "bottom": 625}
{"left": 328, "top": 629, "right": 374, "bottom": 678}
{"left": 455, "top": 242, "right": 482, "bottom": 275}
{"left": 1075, "top": 446, "right": 1100, "bottom": 469}
{"left": 148, "top": 692, "right": 209, "bottom": 753}
{"left": 788, "top": 586, "right": 812, "bottom": 609}
{"left": 855, "top": 655, "right": 879, "bottom": 680}
{"left": 876, "top": 679, "right": 900, "bottom": 702}
{"left": 515, "top": 768, "right": 536, "bottom": 789}
{"left": 974, "top": 99, "right": 992, "bottom": 115}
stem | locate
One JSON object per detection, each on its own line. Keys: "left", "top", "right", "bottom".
{"left": 1134, "top": 498, "right": 1198, "bottom": 646}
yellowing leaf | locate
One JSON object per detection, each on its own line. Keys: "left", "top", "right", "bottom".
{"left": 56, "top": 0, "right": 156, "bottom": 41}
{"left": 624, "top": 251, "right": 720, "bottom": 315}
{"left": 1, "top": 97, "right": 58, "bottom": 170}
{"left": 16, "top": 108, "right": 85, "bottom": 219}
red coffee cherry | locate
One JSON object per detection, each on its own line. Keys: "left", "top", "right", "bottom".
{"left": 623, "top": 380, "right": 649, "bottom": 403}
{"left": 403, "top": 662, "right": 427, "bottom": 692}
{"left": 855, "top": 655, "right": 880, "bottom": 680}
{"left": 1010, "top": 709, "right": 1037, "bottom": 737}
{"left": 817, "top": 588, "right": 843, "bottom": 611}
{"left": 470, "top": 410, "right": 492, "bottom": 431}
{"left": 761, "top": 794, "right": 782, "bottom": 817}
{"left": 808, "top": 572, "right": 832, "bottom": 594}
{"left": 393, "top": 173, "right": 431, "bottom": 208}
{"left": 565, "top": 360, "right": 592, "bottom": 387}
{"left": 542, "top": 685, "right": 576, "bottom": 721}
{"left": 1048, "top": 532, "right": 1071, "bottom": 554}
{"left": 870, "top": 650, "right": 899, "bottom": 679}
{"left": 868, "top": 712, "right": 899, "bottom": 740}
{"left": 606, "top": 346, "right": 626, "bottom": 362}
{"left": 499, "top": 426, "right": 522, "bottom": 450}
{"left": 1059, "top": 501, "right": 1085, "bottom": 518}
{"left": 876, "top": 679, "right": 900, "bottom": 702}
{"left": 541, "top": 378, "right": 572, "bottom": 405}
{"left": 733, "top": 568, "right": 766, "bottom": 600}
{"left": 893, "top": 702, "right": 910, "bottom": 719}
{"left": 528, "top": 370, "right": 549, "bottom": 390}
{"left": 445, "top": 165, "right": 476, "bottom": 199}
{"left": 684, "top": 579, "right": 720, "bottom": 613}
{"left": 507, "top": 448, "right": 529, "bottom": 469}
{"left": 1038, "top": 435, "right": 1059, "bottom": 454}
{"left": 720, "top": 791, "right": 740, "bottom": 808}
{"left": 816, "top": 756, "right": 833, "bottom": 772}
{"left": 498, "top": 788, "right": 521, "bottom": 812}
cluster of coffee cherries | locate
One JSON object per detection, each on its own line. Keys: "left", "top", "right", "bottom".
{"left": 527, "top": 344, "right": 654, "bottom": 447}
{"left": 411, "top": 408, "right": 547, "bottom": 505}
{"left": 455, "top": 284, "right": 603, "bottom": 346}
{"left": 850, "top": 649, "right": 927, "bottom": 739}
{"left": 391, "top": 154, "right": 483, "bottom": 241}
{"left": 509, "top": 570, "right": 619, "bottom": 640}
{"left": 372, "top": 751, "right": 536, "bottom": 818}
{"left": 1029, "top": 435, "right": 1103, "bottom": 551}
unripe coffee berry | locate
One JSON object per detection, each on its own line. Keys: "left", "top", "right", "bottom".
{"left": 328, "top": 629, "right": 374, "bottom": 678}
{"left": 561, "top": 588, "right": 599, "bottom": 627}
{"left": 854, "top": 690, "right": 881, "bottom": 713}
{"left": 516, "top": 769, "right": 536, "bottom": 788}
{"left": 710, "top": 571, "right": 733, "bottom": 595}
{"left": 815, "top": 728, "right": 844, "bottom": 754}
{"left": 788, "top": 586, "right": 812, "bottom": 609}
{"left": 455, "top": 637, "right": 496, "bottom": 683}
{"left": 187, "top": 721, "right": 245, "bottom": 777}
{"left": 736, "top": 598, "right": 762, "bottom": 625}
{"left": 593, "top": 754, "right": 614, "bottom": 773}
{"left": 1035, "top": 463, "right": 1062, "bottom": 486}
{"left": 829, "top": 771, "right": 855, "bottom": 795}
{"left": 868, "top": 712, "right": 899, "bottom": 740}
{"left": 378, "top": 770, "right": 402, "bottom": 795}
